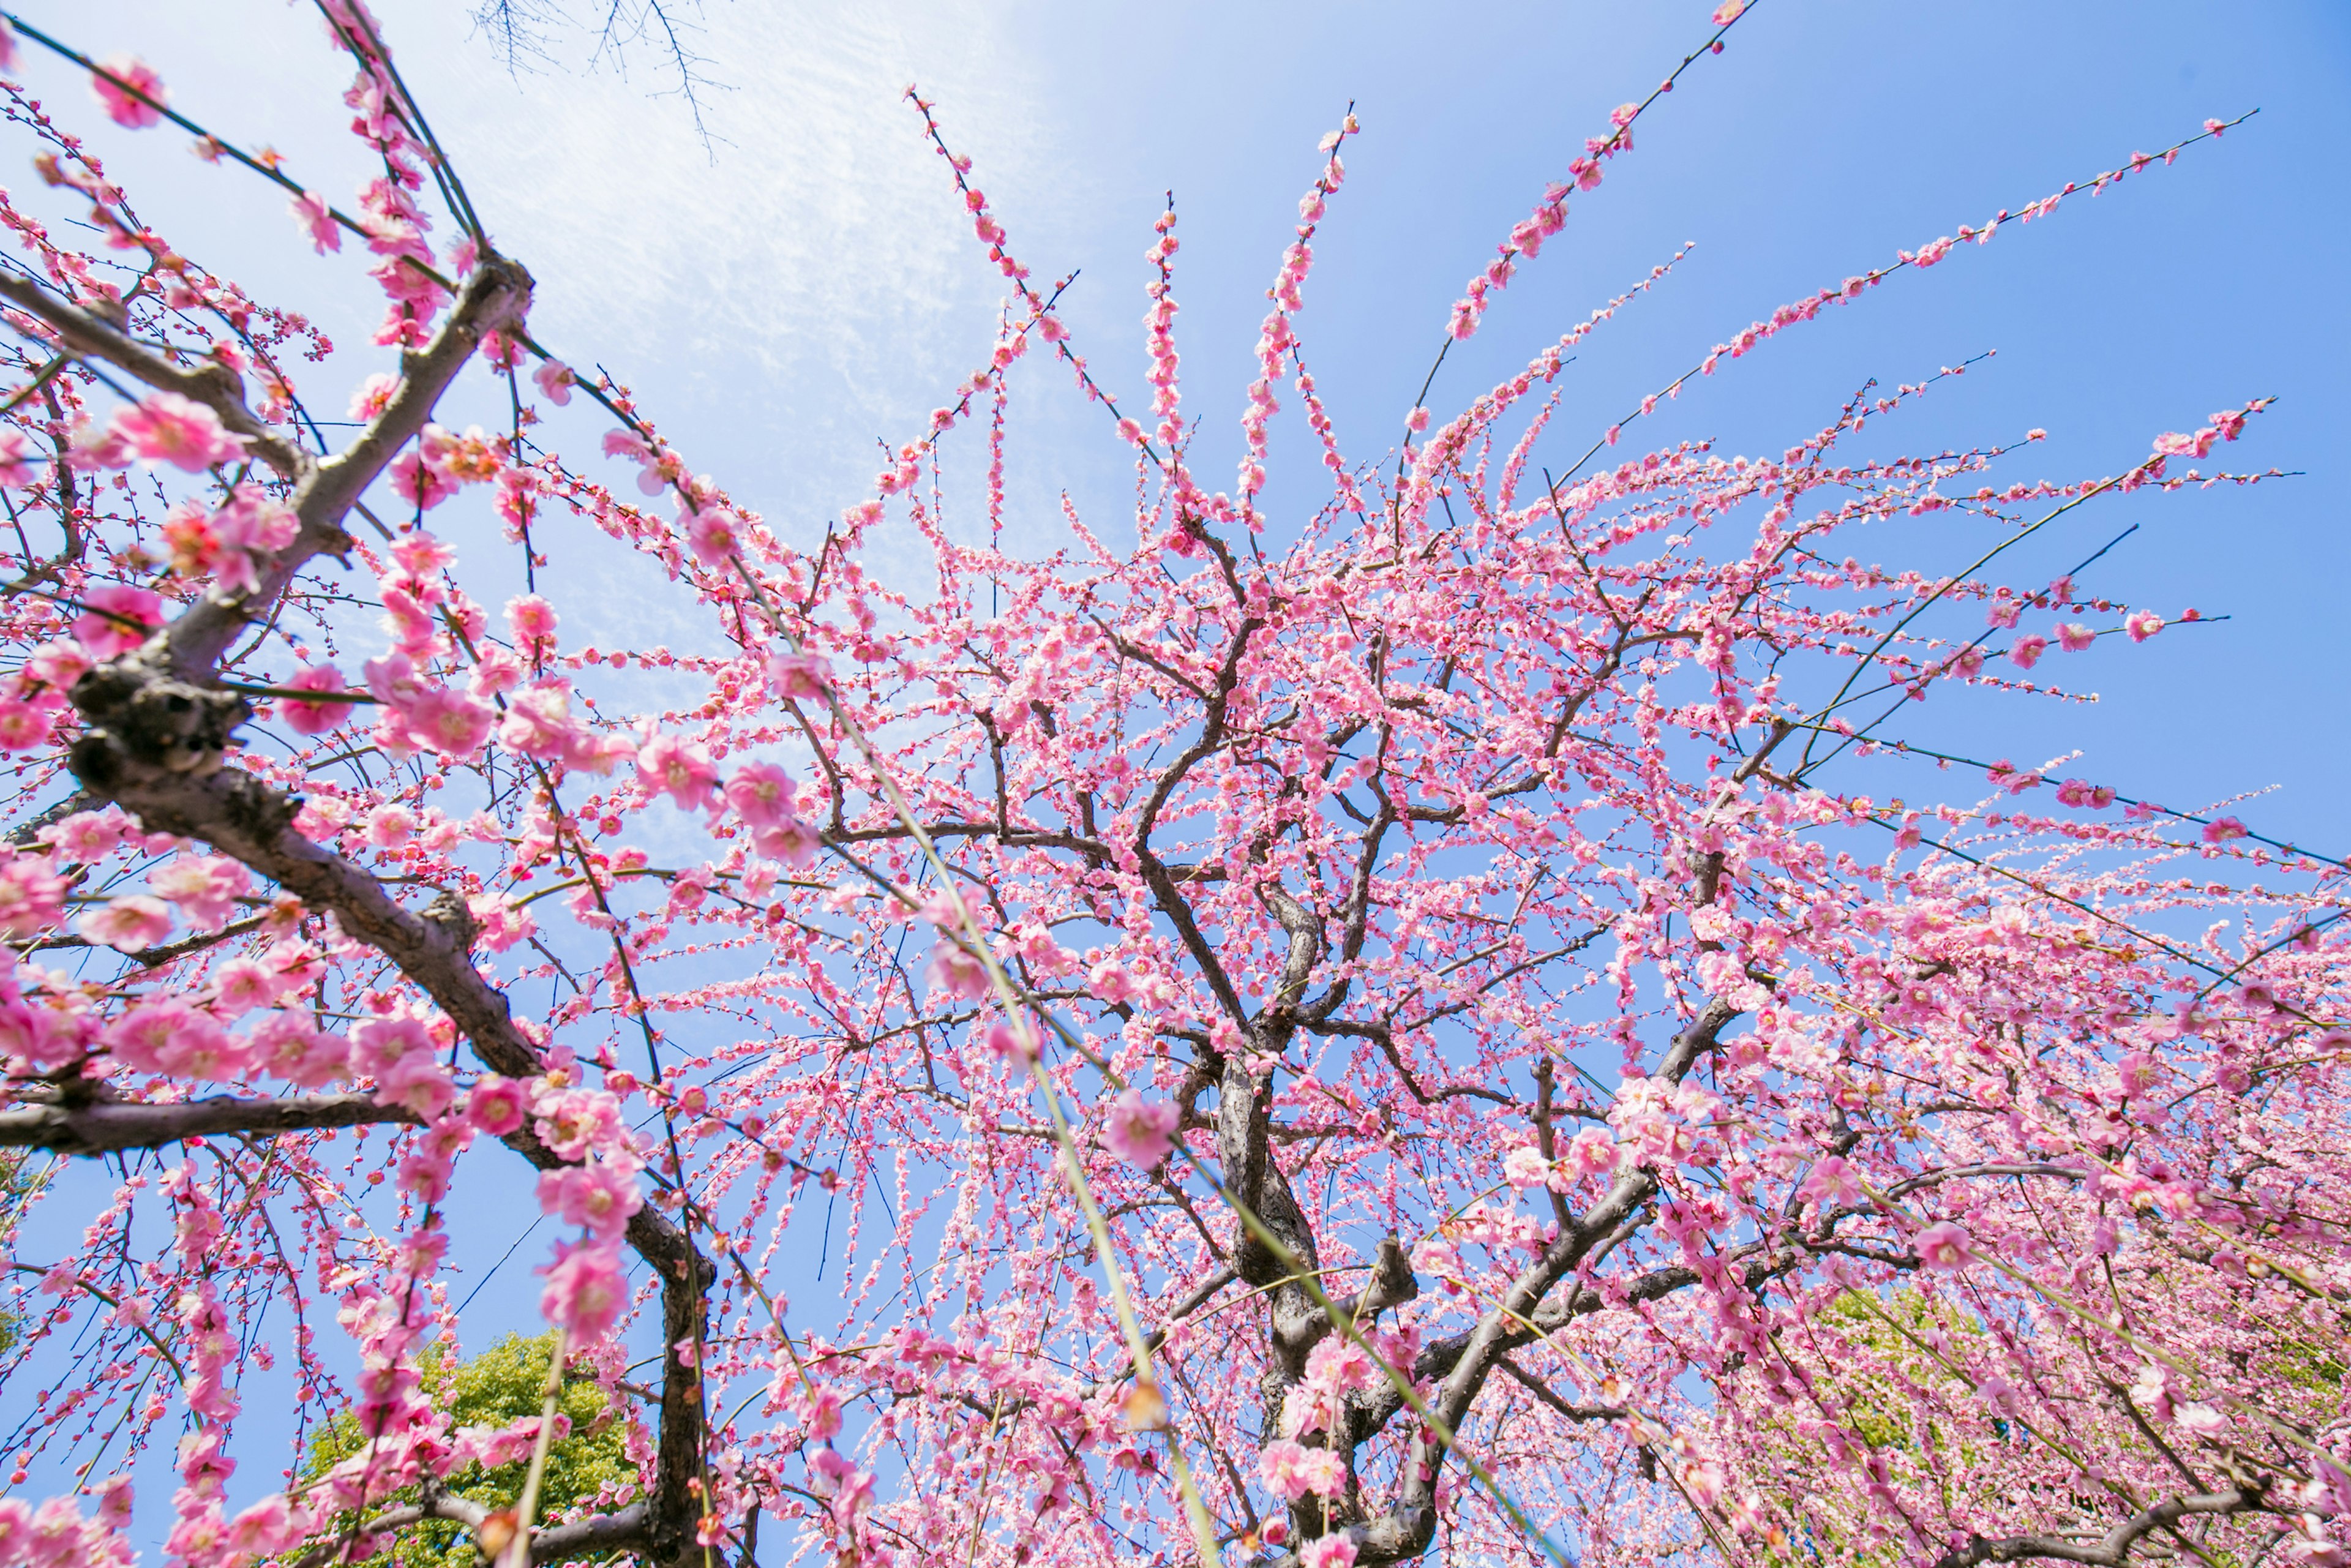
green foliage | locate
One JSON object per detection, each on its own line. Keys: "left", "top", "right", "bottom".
{"left": 0, "top": 1153, "right": 48, "bottom": 1355}
{"left": 304, "top": 1332, "right": 636, "bottom": 1568}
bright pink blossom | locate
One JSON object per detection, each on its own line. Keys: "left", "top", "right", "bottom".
{"left": 469, "top": 1075, "right": 529, "bottom": 1136}
{"left": 290, "top": 189, "right": 340, "bottom": 253}
{"left": 91, "top": 56, "right": 166, "bottom": 128}
{"left": 73, "top": 583, "right": 164, "bottom": 659}
{"left": 279, "top": 664, "right": 356, "bottom": 734}
{"left": 539, "top": 1239, "right": 627, "bottom": 1340}
{"left": 536, "top": 1162, "right": 643, "bottom": 1239}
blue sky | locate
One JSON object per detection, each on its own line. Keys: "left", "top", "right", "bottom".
{"left": 4, "top": 0, "right": 2347, "bottom": 1553}
{"left": 27, "top": 0, "right": 2350, "bottom": 839}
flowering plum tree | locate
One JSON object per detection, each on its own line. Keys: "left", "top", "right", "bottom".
{"left": 0, "top": 4, "right": 2339, "bottom": 1568}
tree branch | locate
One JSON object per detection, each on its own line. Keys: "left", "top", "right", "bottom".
{"left": 1929, "top": 1489, "right": 2264, "bottom": 1568}
{"left": 0, "top": 1089, "right": 416, "bottom": 1155}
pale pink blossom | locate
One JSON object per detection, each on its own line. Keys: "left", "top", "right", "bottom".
{"left": 685, "top": 506, "right": 741, "bottom": 565}
{"left": 536, "top": 1089, "right": 624, "bottom": 1161}
{"left": 149, "top": 853, "right": 250, "bottom": 931}
{"left": 725, "top": 763, "right": 800, "bottom": 829}
{"left": 111, "top": 391, "right": 246, "bottom": 470}
{"left": 638, "top": 732, "right": 719, "bottom": 811}
{"left": 78, "top": 895, "right": 171, "bottom": 952}
{"left": 1101, "top": 1089, "right": 1179, "bottom": 1167}
{"left": 0, "top": 429, "right": 39, "bottom": 488}
{"left": 1914, "top": 1220, "right": 1973, "bottom": 1269}
{"left": 250, "top": 1015, "right": 348, "bottom": 1089}
{"left": 765, "top": 650, "right": 831, "bottom": 700}
{"left": 375, "top": 1049, "right": 454, "bottom": 1119}
{"left": 1259, "top": 1438, "right": 1345, "bottom": 1501}
{"left": 0, "top": 857, "right": 65, "bottom": 936}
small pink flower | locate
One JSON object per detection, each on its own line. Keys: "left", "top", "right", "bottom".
{"left": 725, "top": 763, "right": 799, "bottom": 830}
{"left": 105, "top": 1001, "right": 184, "bottom": 1071}
{"left": 251, "top": 1015, "right": 348, "bottom": 1088}
{"left": 1914, "top": 1220, "right": 1973, "bottom": 1269}
{"left": 210, "top": 958, "right": 280, "bottom": 1017}
{"left": 0, "top": 701, "right": 49, "bottom": 752}
{"left": 926, "top": 940, "right": 991, "bottom": 1001}
{"left": 2008, "top": 634, "right": 2047, "bottom": 670}
{"left": 0, "top": 429, "right": 38, "bottom": 488}
{"left": 92, "top": 56, "right": 166, "bottom": 129}
{"left": 637, "top": 732, "right": 719, "bottom": 811}
{"left": 279, "top": 664, "right": 355, "bottom": 735}
{"left": 1101, "top": 1089, "right": 1179, "bottom": 1168}
{"left": 149, "top": 853, "right": 250, "bottom": 931}
{"left": 2202, "top": 816, "right": 2248, "bottom": 845}
{"left": 536, "top": 1089, "right": 624, "bottom": 1161}
{"left": 2125, "top": 609, "right": 2164, "bottom": 642}
{"left": 375, "top": 1049, "right": 454, "bottom": 1119}
{"left": 1259, "top": 1438, "right": 1346, "bottom": 1502}
{"left": 80, "top": 895, "right": 172, "bottom": 952}
{"left": 532, "top": 360, "right": 575, "bottom": 405}
{"left": 1302, "top": 1536, "right": 1358, "bottom": 1568}
{"left": 390, "top": 450, "right": 458, "bottom": 510}
{"left": 982, "top": 1022, "right": 1037, "bottom": 1067}
{"left": 765, "top": 650, "right": 831, "bottom": 701}
{"left": 349, "top": 373, "right": 399, "bottom": 421}
{"left": 111, "top": 391, "right": 246, "bottom": 471}
{"left": 498, "top": 684, "right": 578, "bottom": 760}
{"left": 470, "top": 1075, "right": 529, "bottom": 1136}
{"left": 539, "top": 1238, "right": 628, "bottom": 1341}
{"left": 289, "top": 190, "right": 340, "bottom": 253}
{"left": 73, "top": 583, "right": 165, "bottom": 659}
{"left": 25, "top": 640, "right": 92, "bottom": 696}
{"left": 686, "top": 506, "right": 741, "bottom": 565}
{"left": 223, "top": 1494, "right": 294, "bottom": 1555}
{"left": 0, "top": 856, "right": 66, "bottom": 936}
{"left": 351, "top": 1015, "right": 432, "bottom": 1077}
{"left": 1565, "top": 1126, "right": 1619, "bottom": 1178}
{"left": 536, "top": 1162, "right": 643, "bottom": 1239}
{"left": 1501, "top": 1144, "right": 1550, "bottom": 1191}
{"left": 506, "top": 593, "right": 559, "bottom": 650}
{"left": 2056, "top": 622, "right": 2096, "bottom": 653}
{"left": 407, "top": 688, "right": 496, "bottom": 759}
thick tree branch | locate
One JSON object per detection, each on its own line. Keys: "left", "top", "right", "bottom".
{"left": 0, "top": 1089, "right": 416, "bottom": 1155}
{"left": 1929, "top": 1489, "right": 2263, "bottom": 1568}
